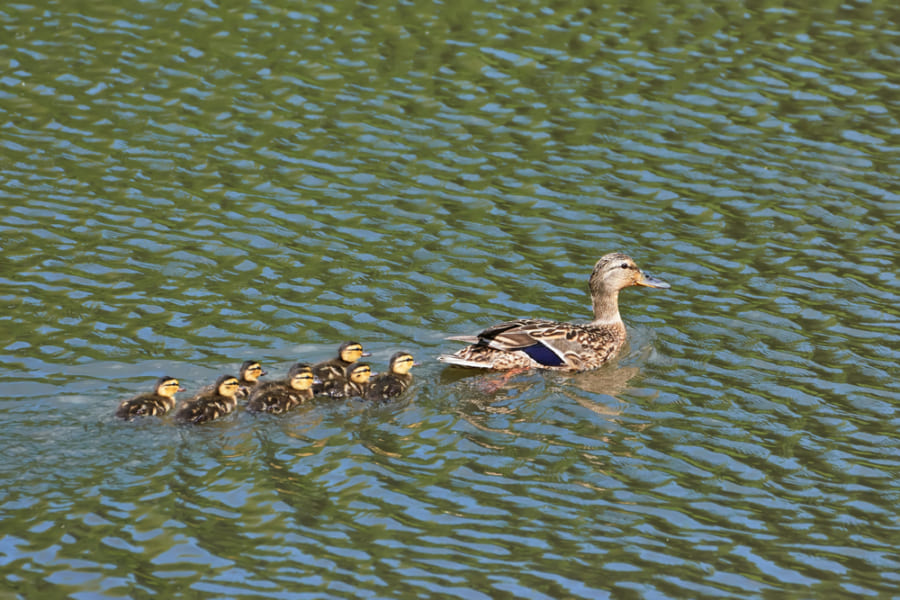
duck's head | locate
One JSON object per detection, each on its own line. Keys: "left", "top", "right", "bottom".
{"left": 348, "top": 363, "right": 373, "bottom": 385}
{"left": 338, "top": 341, "right": 371, "bottom": 364}
{"left": 287, "top": 363, "right": 315, "bottom": 391}
{"left": 590, "top": 252, "right": 670, "bottom": 293}
{"left": 215, "top": 375, "right": 242, "bottom": 398}
{"left": 155, "top": 376, "right": 184, "bottom": 398}
{"left": 240, "top": 360, "right": 267, "bottom": 382}
{"left": 388, "top": 352, "right": 417, "bottom": 376}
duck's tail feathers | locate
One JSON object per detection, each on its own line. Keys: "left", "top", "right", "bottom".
{"left": 437, "top": 354, "right": 491, "bottom": 369}
{"left": 445, "top": 335, "right": 480, "bottom": 344}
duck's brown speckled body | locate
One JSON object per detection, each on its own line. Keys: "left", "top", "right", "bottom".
{"left": 175, "top": 374, "right": 241, "bottom": 424}
{"left": 246, "top": 363, "right": 314, "bottom": 414}
{"left": 366, "top": 352, "right": 417, "bottom": 402}
{"left": 438, "top": 253, "right": 670, "bottom": 371}
{"left": 312, "top": 341, "right": 370, "bottom": 396}
{"left": 116, "top": 376, "right": 184, "bottom": 420}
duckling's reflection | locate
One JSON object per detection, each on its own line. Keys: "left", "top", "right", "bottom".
{"left": 252, "top": 429, "right": 332, "bottom": 525}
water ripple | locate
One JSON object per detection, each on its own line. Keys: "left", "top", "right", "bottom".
{"left": 2, "top": 0, "right": 900, "bottom": 597}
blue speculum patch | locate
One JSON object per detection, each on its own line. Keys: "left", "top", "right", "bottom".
{"left": 520, "top": 343, "right": 565, "bottom": 367}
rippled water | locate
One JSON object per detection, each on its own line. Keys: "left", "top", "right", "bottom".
{"left": 2, "top": 0, "right": 899, "bottom": 597}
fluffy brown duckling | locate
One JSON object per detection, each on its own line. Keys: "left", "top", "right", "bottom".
{"left": 198, "top": 360, "right": 265, "bottom": 398}
{"left": 115, "top": 376, "right": 184, "bottom": 420}
{"left": 237, "top": 360, "right": 267, "bottom": 399}
{"left": 366, "top": 352, "right": 417, "bottom": 402}
{"left": 312, "top": 341, "right": 370, "bottom": 396}
{"left": 438, "top": 252, "right": 670, "bottom": 371}
{"left": 246, "top": 363, "right": 315, "bottom": 414}
{"left": 336, "top": 362, "right": 373, "bottom": 399}
{"left": 175, "top": 374, "right": 241, "bottom": 425}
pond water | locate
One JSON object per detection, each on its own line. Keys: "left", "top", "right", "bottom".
{"left": 1, "top": 0, "right": 898, "bottom": 598}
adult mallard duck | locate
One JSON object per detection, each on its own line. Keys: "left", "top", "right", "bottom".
{"left": 437, "top": 252, "right": 670, "bottom": 371}
{"left": 175, "top": 374, "right": 241, "bottom": 424}
{"left": 366, "top": 352, "right": 417, "bottom": 402}
{"left": 312, "top": 341, "right": 370, "bottom": 396}
{"left": 115, "top": 376, "right": 184, "bottom": 420}
{"left": 246, "top": 363, "right": 315, "bottom": 414}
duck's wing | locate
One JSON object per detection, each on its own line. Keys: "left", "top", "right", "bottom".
{"left": 473, "top": 319, "right": 573, "bottom": 367}
{"left": 443, "top": 319, "right": 609, "bottom": 369}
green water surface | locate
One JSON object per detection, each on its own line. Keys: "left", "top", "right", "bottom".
{"left": 1, "top": 0, "right": 898, "bottom": 598}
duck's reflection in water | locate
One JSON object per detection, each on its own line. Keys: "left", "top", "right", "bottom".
{"left": 441, "top": 360, "right": 643, "bottom": 447}
{"left": 555, "top": 364, "right": 640, "bottom": 416}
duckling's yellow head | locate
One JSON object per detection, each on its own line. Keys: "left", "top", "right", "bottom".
{"left": 591, "top": 252, "right": 670, "bottom": 292}
{"left": 348, "top": 363, "right": 372, "bottom": 384}
{"left": 156, "top": 376, "right": 184, "bottom": 398}
{"left": 339, "top": 341, "right": 370, "bottom": 364}
{"left": 216, "top": 375, "right": 241, "bottom": 397}
{"left": 240, "top": 361, "right": 266, "bottom": 383}
{"left": 288, "top": 363, "right": 315, "bottom": 391}
{"left": 388, "top": 352, "right": 417, "bottom": 376}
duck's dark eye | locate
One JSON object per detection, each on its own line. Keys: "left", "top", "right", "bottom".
{"left": 620, "top": 263, "right": 630, "bottom": 269}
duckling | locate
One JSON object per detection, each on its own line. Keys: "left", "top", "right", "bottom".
{"left": 366, "top": 352, "right": 417, "bottom": 402}
{"left": 236, "top": 360, "right": 267, "bottom": 399}
{"left": 438, "top": 252, "right": 670, "bottom": 372}
{"left": 337, "top": 362, "right": 373, "bottom": 399}
{"left": 246, "top": 363, "right": 315, "bottom": 414}
{"left": 198, "top": 360, "right": 266, "bottom": 398}
{"left": 115, "top": 376, "right": 184, "bottom": 420}
{"left": 312, "top": 341, "right": 370, "bottom": 396}
{"left": 175, "top": 374, "right": 241, "bottom": 424}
